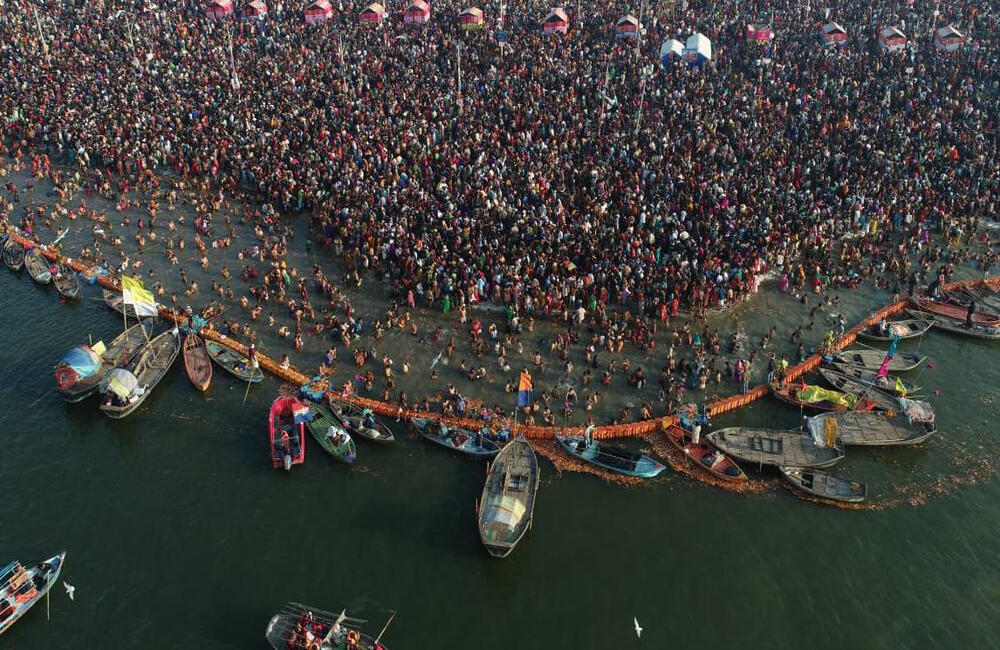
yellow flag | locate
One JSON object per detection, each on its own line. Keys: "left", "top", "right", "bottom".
{"left": 121, "top": 276, "right": 158, "bottom": 317}
{"left": 91, "top": 340, "right": 107, "bottom": 356}
{"left": 894, "top": 377, "right": 907, "bottom": 397}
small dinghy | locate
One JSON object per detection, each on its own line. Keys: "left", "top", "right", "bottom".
{"left": 53, "top": 265, "right": 80, "bottom": 299}
{"left": 305, "top": 400, "right": 357, "bottom": 464}
{"left": 330, "top": 400, "right": 395, "bottom": 443}
{"left": 820, "top": 366, "right": 922, "bottom": 397}
{"left": 269, "top": 396, "right": 307, "bottom": 470}
{"left": 857, "top": 318, "right": 931, "bottom": 342}
{"left": 24, "top": 248, "right": 52, "bottom": 284}
{"left": 907, "top": 309, "right": 1000, "bottom": 340}
{"left": 834, "top": 348, "right": 926, "bottom": 373}
{"left": 182, "top": 332, "right": 212, "bottom": 391}
{"left": 556, "top": 432, "right": 665, "bottom": 478}
{"left": 2, "top": 238, "right": 24, "bottom": 271}
{"left": 779, "top": 466, "right": 867, "bottom": 503}
{"left": 412, "top": 418, "right": 500, "bottom": 458}
{"left": 665, "top": 424, "right": 748, "bottom": 482}
{"left": 204, "top": 340, "right": 264, "bottom": 382}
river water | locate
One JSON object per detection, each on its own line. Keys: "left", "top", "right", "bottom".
{"left": 2, "top": 252, "right": 999, "bottom": 648}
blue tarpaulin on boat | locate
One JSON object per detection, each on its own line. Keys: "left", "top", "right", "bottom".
{"left": 60, "top": 346, "right": 102, "bottom": 378}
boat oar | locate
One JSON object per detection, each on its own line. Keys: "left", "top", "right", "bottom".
{"left": 374, "top": 611, "right": 396, "bottom": 646}
{"left": 242, "top": 377, "right": 253, "bottom": 404}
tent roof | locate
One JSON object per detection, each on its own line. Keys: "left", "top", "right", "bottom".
{"left": 823, "top": 21, "right": 846, "bottom": 34}
{"left": 306, "top": 0, "right": 331, "bottom": 9}
{"left": 362, "top": 2, "right": 385, "bottom": 13}
{"left": 460, "top": 6, "right": 482, "bottom": 16}
{"left": 206, "top": 0, "right": 233, "bottom": 8}
{"left": 616, "top": 14, "right": 639, "bottom": 27}
{"left": 936, "top": 24, "right": 963, "bottom": 38}
{"left": 544, "top": 7, "right": 568, "bottom": 22}
{"left": 406, "top": 0, "right": 429, "bottom": 9}
{"left": 879, "top": 26, "right": 905, "bottom": 39}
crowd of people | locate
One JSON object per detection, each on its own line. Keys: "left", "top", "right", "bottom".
{"left": 0, "top": 0, "right": 997, "bottom": 423}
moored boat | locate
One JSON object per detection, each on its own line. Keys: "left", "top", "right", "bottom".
{"left": 960, "top": 284, "right": 1000, "bottom": 312}
{"left": 329, "top": 400, "right": 395, "bottom": 443}
{"left": 806, "top": 405, "right": 934, "bottom": 447}
{"left": 99, "top": 329, "right": 180, "bottom": 418}
{"left": 53, "top": 265, "right": 80, "bottom": 299}
{"left": 664, "top": 424, "right": 748, "bottom": 482}
{"left": 770, "top": 382, "right": 875, "bottom": 413}
{"left": 819, "top": 366, "right": 922, "bottom": 397}
{"left": 182, "top": 333, "right": 212, "bottom": 391}
{"left": 265, "top": 602, "right": 390, "bottom": 650}
{"left": 102, "top": 289, "right": 140, "bottom": 318}
{"left": 706, "top": 428, "right": 845, "bottom": 468}
{"left": 779, "top": 466, "right": 867, "bottom": 503}
{"left": 53, "top": 321, "right": 152, "bottom": 402}
{"left": 0, "top": 551, "right": 66, "bottom": 636}
{"left": 817, "top": 369, "right": 919, "bottom": 409}
{"left": 477, "top": 436, "right": 540, "bottom": 558}
{"left": 911, "top": 296, "right": 1000, "bottom": 327}
{"left": 204, "top": 340, "right": 264, "bottom": 382}
{"left": 856, "top": 318, "right": 931, "bottom": 342}
{"left": 23, "top": 248, "right": 52, "bottom": 284}
{"left": 304, "top": 400, "right": 356, "bottom": 464}
{"left": 907, "top": 309, "right": 1000, "bottom": 340}
{"left": 3, "top": 238, "right": 25, "bottom": 271}
{"left": 412, "top": 417, "right": 500, "bottom": 458}
{"left": 833, "top": 348, "right": 926, "bottom": 373}
{"left": 556, "top": 431, "right": 665, "bottom": 478}
{"left": 269, "top": 396, "right": 307, "bottom": 470}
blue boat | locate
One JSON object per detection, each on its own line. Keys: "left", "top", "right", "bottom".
{"left": 412, "top": 418, "right": 500, "bottom": 458}
{"left": 556, "top": 433, "right": 666, "bottom": 478}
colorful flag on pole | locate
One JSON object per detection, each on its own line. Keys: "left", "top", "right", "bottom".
{"left": 516, "top": 370, "right": 532, "bottom": 408}
{"left": 121, "top": 276, "right": 158, "bottom": 317}
{"left": 292, "top": 403, "right": 313, "bottom": 424}
{"left": 887, "top": 334, "right": 899, "bottom": 359}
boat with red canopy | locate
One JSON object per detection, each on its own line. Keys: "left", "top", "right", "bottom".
{"left": 269, "top": 396, "right": 307, "bottom": 470}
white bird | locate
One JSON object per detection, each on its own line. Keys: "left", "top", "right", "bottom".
{"left": 63, "top": 582, "right": 75, "bottom": 601}
{"left": 429, "top": 351, "right": 443, "bottom": 370}
{"left": 634, "top": 616, "right": 642, "bottom": 639}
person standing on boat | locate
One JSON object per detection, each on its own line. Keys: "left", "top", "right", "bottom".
{"left": 966, "top": 299, "right": 976, "bottom": 329}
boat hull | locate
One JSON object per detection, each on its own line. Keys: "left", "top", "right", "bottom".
{"left": 0, "top": 552, "right": 66, "bottom": 637}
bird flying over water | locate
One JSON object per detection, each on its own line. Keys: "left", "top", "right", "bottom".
{"left": 63, "top": 582, "right": 75, "bottom": 601}
{"left": 430, "top": 351, "right": 443, "bottom": 370}
{"left": 634, "top": 616, "right": 642, "bottom": 639}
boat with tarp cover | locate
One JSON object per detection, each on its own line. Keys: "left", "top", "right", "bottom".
{"left": 269, "top": 396, "right": 307, "bottom": 470}
{"left": 265, "top": 602, "right": 390, "bottom": 650}
{"left": 706, "top": 428, "right": 845, "bottom": 468}
{"left": 857, "top": 318, "right": 931, "bottom": 342}
{"left": 99, "top": 329, "right": 180, "bottom": 418}
{"left": 0, "top": 551, "right": 66, "bottom": 636}
{"left": 477, "top": 436, "right": 540, "bottom": 558}
{"left": 53, "top": 321, "right": 152, "bottom": 402}
{"left": 24, "top": 247, "right": 52, "bottom": 284}
{"left": 412, "top": 417, "right": 500, "bottom": 457}
{"left": 3, "top": 237, "right": 25, "bottom": 271}
{"left": 770, "top": 382, "right": 877, "bottom": 412}
{"left": 204, "top": 340, "right": 264, "bottom": 382}
{"left": 779, "top": 466, "right": 867, "bottom": 503}
{"left": 833, "top": 348, "right": 925, "bottom": 372}
{"left": 806, "top": 403, "right": 934, "bottom": 447}
{"left": 555, "top": 430, "right": 665, "bottom": 478}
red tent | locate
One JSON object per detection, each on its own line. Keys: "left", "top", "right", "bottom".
{"left": 359, "top": 2, "right": 386, "bottom": 25}
{"left": 304, "top": 0, "right": 333, "bottom": 24}
{"left": 459, "top": 7, "right": 484, "bottom": 30}
{"left": 542, "top": 7, "right": 568, "bottom": 35}
{"left": 205, "top": 0, "right": 235, "bottom": 19}
{"left": 878, "top": 26, "right": 906, "bottom": 51}
{"left": 403, "top": 0, "right": 430, "bottom": 25}
{"left": 242, "top": 0, "right": 267, "bottom": 19}
{"left": 615, "top": 14, "right": 640, "bottom": 39}
{"left": 821, "top": 21, "right": 848, "bottom": 45}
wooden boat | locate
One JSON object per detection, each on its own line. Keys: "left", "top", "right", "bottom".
{"left": 269, "top": 396, "right": 307, "bottom": 470}
{"left": 204, "top": 340, "right": 264, "bottom": 382}
{"left": 102, "top": 289, "right": 139, "bottom": 318}
{"left": 2, "top": 238, "right": 25, "bottom": 271}
{"left": 820, "top": 366, "right": 922, "bottom": 396}
{"left": 806, "top": 409, "right": 934, "bottom": 447}
{"left": 664, "top": 424, "right": 748, "bottom": 482}
{"left": 911, "top": 296, "right": 1000, "bottom": 327}
{"left": 960, "top": 285, "right": 1000, "bottom": 312}
{"left": 706, "top": 428, "right": 845, "bottom": 468}
{"left": 779, "top": 466, "right": 867, "bottom": 503}
{"left": 834, "top": 348, "right": 926, "bottom": 373}
{"left": 818, "top": 369, "right": 918, "bottom": 409}
{"left": 54, "top": 321, "right": 152, "bottom": 402}
{"left": 412, "top": 417, "right": 500, "bottom": 458}
{"left": 0, "top": 552, "right": 66, "bottom": 636}
{"left": 942, "top": 290, "right": 1000, "bottom": 317}
{"left": 856, "top": 318, "right": 931, "bottom": 342}
{"left": 182, "top": 333, "right": 212, "bottom": 391}
{"left": 329, "top": 400, "right": 395, "bottom": 443}
{"left": 304, "top": 400, "right": 356, "bottom": 464}
{"left": 770, "top": 382, "right": 876, "bottom": 413}
{"left": 907, "top": 309, "right": 1000, "bottom": 340}
{"left": 52, "top": 265, "right": 80, "bottom": 299}
{"left": 23, "top": 248, "right": 52, "bottom": 284}
{"left": 555, "top": 433, "right": 665, "bottom": 478}
{"left": 477, "top": 436, "right": 539, "bottom": 558}
{"left": 99, "top": 330, "right": 180, "bottom": 418}
{"left": 265, "top": 602, "right": 389, "bottom": 650}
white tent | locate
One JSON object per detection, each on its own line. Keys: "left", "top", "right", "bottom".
{"left": 659, "top": 39, "right": 684, "bottom": 66}
{"left": 821, "top": 21, "right": 848, "bottom": 45}
{"left": 683, "top": 33, "right": 711, "bottom": 65}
